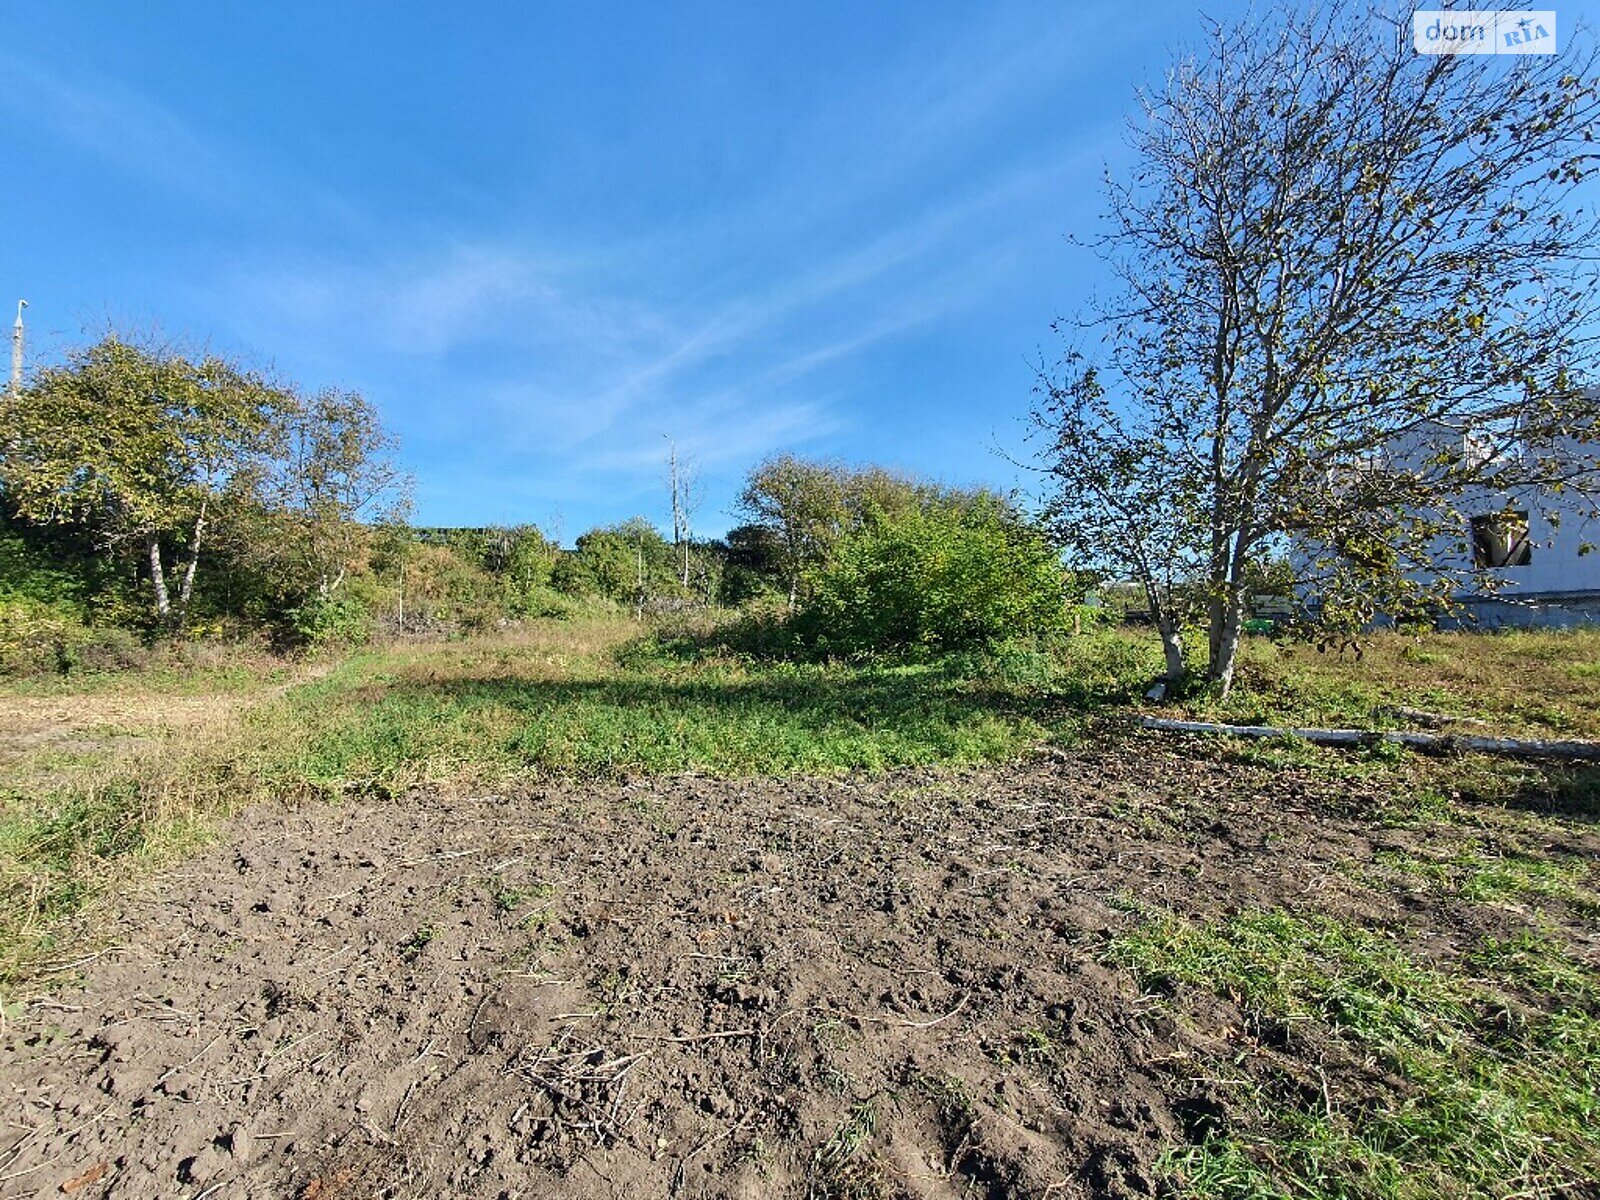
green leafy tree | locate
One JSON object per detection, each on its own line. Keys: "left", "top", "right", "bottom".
{"left": 553, "top": 518, "right": 679, "bottom": 606}
{"left": 1036, "top": 2, "right": 1600, "bottom": 693}
{"left": 272, "top": 388, "right": 410, "bottom": 602}
{"left": 1, "top": 335, "right": 283, "bottom": 627}
{"left": 718, "top": 523, "right": 785, "bottom": 604}
{"left": 735, "top": 454, "right": 848, "bottom": 608}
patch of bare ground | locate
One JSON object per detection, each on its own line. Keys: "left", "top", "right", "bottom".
{"left": 1, "top": 742, "right": 1595, "bottom": 1199}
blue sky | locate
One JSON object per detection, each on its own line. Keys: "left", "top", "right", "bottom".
{"left": 6, "top": 2, "right": 1213, "bottom": 539}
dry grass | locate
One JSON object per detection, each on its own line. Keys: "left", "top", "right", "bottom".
{"left": 1174, "top": 627, "right": 1600, "bottom": 739}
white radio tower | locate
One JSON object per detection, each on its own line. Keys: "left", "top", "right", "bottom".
{"left": 9, "top": 300, "right": 26, "bottom": 397}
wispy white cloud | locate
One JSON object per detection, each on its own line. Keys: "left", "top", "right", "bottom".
{"left": 0, "top": 50, "right": 236, "bottom": 202}
{"left": 8, "top": 0, "right": 1129, "bottom": 527}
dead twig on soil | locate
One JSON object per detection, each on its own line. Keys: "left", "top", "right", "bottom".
{"left": 828, "top": 992, "right": 972, "bottom": 1031}
{"left": 888, "top": 993, "right": 970, "bottom": 1029}
{"left": 398, "top": 847, "right": 481, "bottom": 868}
{"left": 671, "top": 1109, "right": 757, "bottom": 1195}
{"left": 627, "top": 1028, "right": 756, "bottom": 1044}
{"left": 33, "top": 948, "right": 123, "bottom": 975}
{"left": 512, "top": 1034, "right": 653, "bottom": 1164}
{"left": 154, "top": 1033, "right": 222, "bottom": 1086}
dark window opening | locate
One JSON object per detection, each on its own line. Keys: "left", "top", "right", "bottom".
{"left": 1470, "top": 512, "right": 1532, "bottom": 568}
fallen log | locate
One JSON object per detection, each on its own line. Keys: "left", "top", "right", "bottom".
{"left": 1136, "top": 717, "right": 1600, "bottom": 762}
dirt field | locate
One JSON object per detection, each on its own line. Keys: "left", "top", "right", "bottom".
{"left": 2, "top": 741, "right": 1597, "bottom": 1199}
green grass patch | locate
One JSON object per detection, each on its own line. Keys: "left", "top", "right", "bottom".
{"left": 1184, "top": 627, "right": 1600, "bottom": 740}
{"left": 259, "top": 636, "right": 1047, "bottom": 789}
{"left": 1373, "top": 846, "right": 1600, "bottom": 912}
{"left": 1109, "top": 907, "right": 1600, "bottom": 1198}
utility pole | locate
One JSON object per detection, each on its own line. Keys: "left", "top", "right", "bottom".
{"left": 9, "top": 300, "right": 25, "bottom": 398}
{"left": 634, "top": 535, "right": 646, "bottom": 621}
{"left": 667, "top": 438, "right": 686, "bottom": 586}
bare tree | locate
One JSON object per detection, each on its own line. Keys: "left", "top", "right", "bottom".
{"left": 1036, "top": 1, "right": 1600, "bottom": 694}
{"left": 665, "top": 437, "right": 704, "bottom": 588}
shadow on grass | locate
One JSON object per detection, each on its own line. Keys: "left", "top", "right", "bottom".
{"left": 638, "top": 628, "right": 1158, "bottom": 709}
{"left": 285, "top": 664, "right": 1077, "bottom": 783}
{"left": 1449, "top": 761, "right": 1600, "bottom": 825}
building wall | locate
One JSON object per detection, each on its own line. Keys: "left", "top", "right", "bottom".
{"left": 1292, "top": 419, "right": 1600, "bottom": 627}
{"left": 1387, "top": 423, "right": 1600, "bottom": 600}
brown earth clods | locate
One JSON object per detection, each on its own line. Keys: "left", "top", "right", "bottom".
{"left": 2, "top": 743, "right": 1594, "bottom": 1200}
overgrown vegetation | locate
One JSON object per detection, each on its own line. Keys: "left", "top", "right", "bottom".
{"left": 1177, "top": 626, "right": 1600, "bottom": 740}
{"left": 796, "top": 494, "right": 1071, "bottom": 658}
{"left": 2, "top": 332, "right": 1073, "bottom": 676}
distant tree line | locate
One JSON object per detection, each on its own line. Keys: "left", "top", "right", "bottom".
{"left": 0, "top": 331, "right": 1074, "bottom": 674}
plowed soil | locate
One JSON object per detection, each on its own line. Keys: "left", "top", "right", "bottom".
{"left": 2, "top": 742, "right": 1592, "bottom": 1199}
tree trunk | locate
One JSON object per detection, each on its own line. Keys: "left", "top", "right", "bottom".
{"left": 146, "top": 531, "right": 171, "bottom": 620}
{"left": 1208, "top": 522, "right": 1253, "bottom": 695}
{"left": 1156, "top": 616, "right": 1186, "bottom": 683}
{"left": 1145, "top": 578, "right": 1186, "bottom": 683}
{"left": 174, "top": 497, "right": 208, "bottom": 628}
{"left": 1208, "top": 591, "right": 1246, "bottom": 697}
{"left": 1206, "top": 593, "right": 1226, "bottom": 674}
{"left": 318, "top": 564, "right": 347, "bottom": 601}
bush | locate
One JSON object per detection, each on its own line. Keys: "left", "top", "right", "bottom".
{"left": 797, "top": 500, "right": 1070, "bottom": 658}
{"left": 0, "top": 598, "right": 81, "bottom": 675}
{"left": 288, "top": 595, "right": 373, "bottom": 649}
{"left": 943, "top": 639, "right": 1060, "bottom": 687}
{"left": 0, "top": 599, "right": 149, "bottom": 676}
{"left": 67, "top": 626, "right": 147, "bottom": 673}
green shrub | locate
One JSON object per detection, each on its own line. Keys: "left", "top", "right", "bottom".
{"left": 943, "top": 639, "right": 1060, "bottom": 686}
{"left": 65, "top": 626, "right": 146, "bottom": 673}
{"left": 0, "top": 531, "right": 87, "bottom": 610}
{"left": 0, "top": 599, "right": 149, "bottom": 677}
{"left": 0, "top": 598, "right": 80, "bottom": 675}
{"left": 288, "top": 595, "right": 373, "bottom": 649}
{"left": 798, "top": 499, "right": 1069, "bottom": 658}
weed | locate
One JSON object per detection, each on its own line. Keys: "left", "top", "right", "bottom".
{"left": 397, "top": 923, "right": 438, "bottom": 963}
{"left": 490, "top": 882, "right": 528, "bottom": 913}
{"left": 1374, "top": 846, "right": 1600, "bottom": 913}
{"left": 1008, "top": 1026, "right": 1054, "bottom": 1065}
{"left": 1110, "top": 906, "right": 1600, "bottom": 1197}
{"left": 812, "top": 1100, "right": 896, "bottom": 1200}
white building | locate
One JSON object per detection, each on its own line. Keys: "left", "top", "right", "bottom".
{"left": 1302, "top": 419, "right": 1600, "bottom": 629}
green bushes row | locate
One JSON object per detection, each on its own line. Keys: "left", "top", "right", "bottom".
{"left": 0, "top": 598, "right": 147, "bottom": 676}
